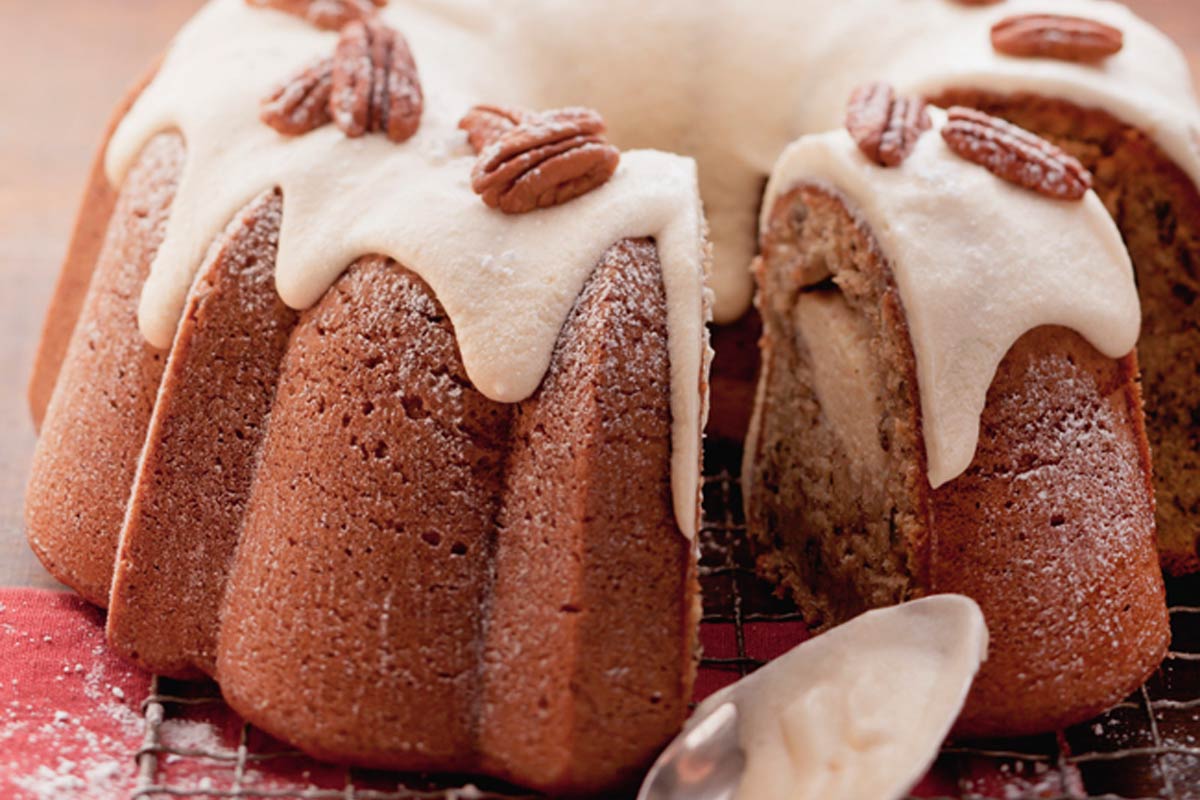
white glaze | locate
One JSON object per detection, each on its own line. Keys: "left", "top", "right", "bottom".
{"left": 495, "top": 0, "right": 1200, "bottom": 323}
{"left": 765, "top": 109, "right": 1140, "bottom": 486}
{"left": 692, "top": 595, "right": 988, "bottom": 800}
{"left": 106, "top": 0, "right": 712, "bottom": 539}
{"left": 105, "top": 0, "right": 1197, "bottom": 517}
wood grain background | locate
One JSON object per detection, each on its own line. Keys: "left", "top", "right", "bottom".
{"left": 1, "top": 0, "right": 1197, "bottom": 589}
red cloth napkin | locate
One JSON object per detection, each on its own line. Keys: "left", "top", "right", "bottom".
{"left": 0, "top": 590, "right": 827, "bottom": 798}
{"left": 0, "top": 589, "right": 149, "bottom": 799}
{"left": 0, "top": 587, "right": 1074, "bottom": 799}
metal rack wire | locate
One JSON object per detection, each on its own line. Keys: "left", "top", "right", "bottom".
{"left": 128, "top": 441, "right": 1200, "bottom": 799}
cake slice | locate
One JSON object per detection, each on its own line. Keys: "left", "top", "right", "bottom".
{"left": 745, "top": 96, "right": 1169, "bottom": 737}
{"left": 925, "top": 91, "right": 1200, "bottom": 576}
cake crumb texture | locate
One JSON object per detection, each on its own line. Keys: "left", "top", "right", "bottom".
{"left": 745, "top": 182, "right": 1168, "bottom": 737}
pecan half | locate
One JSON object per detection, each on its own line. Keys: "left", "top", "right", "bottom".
{"left": 467, "top": 107, "right": 620, "bottom": 214}
{"left": 845, "top": 82, "right": 931, "bottom": 168}
{"left": 991, "top": 14, "right": 1123, "bottom": 62}
{"left": 941, "top": 107, "right": 1093, "bottom": 200}
{"left": 246, "top": 0, "right": 385, "bottom": 31}
{"left": 458, "top": 105, "right": 531, "bottom": 152}
{"left": 261, "top": 57, "right": 334, "bottom": 136}
{"left": 331, "top": 18, "right": 423, "bottom": 142}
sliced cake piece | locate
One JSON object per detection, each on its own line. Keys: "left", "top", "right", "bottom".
{"left": 745, "top": 99, "right": 1168, "bottom": 737}
{"left": 929, "top": 90, "right": 1200, "bottom": 575}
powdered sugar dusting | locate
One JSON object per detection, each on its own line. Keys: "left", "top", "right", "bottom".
{"left": 105, "top": 0, "right": 709, "bottom": 539}
{"left": 159, "top": 718, "right": 237, "bottom": 759}
{"left": 766, "top": 108, "right": 1140, "bottom": 488}
{"left": 0, "top": 592, "right": 149, "bottom": 799}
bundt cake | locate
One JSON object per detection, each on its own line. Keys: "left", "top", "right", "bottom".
{"left": 25, "top": 1, "right": 709, "bottom": 794}
{"left": 19, "top": 0, "right": 1200, "bottom": 791}
{"left": 745, "top": 99, "right": 1168, "bottom": 736}
{"left": 696, "top": 0, "right": 1198, "bottom": 571}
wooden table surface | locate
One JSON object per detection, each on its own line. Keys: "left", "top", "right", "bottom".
{"left": 1, "top": 0, "right": 1198, "bottom": 590}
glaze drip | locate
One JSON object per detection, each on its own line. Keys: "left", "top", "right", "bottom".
{"left": 105, "top": 0, "right": 1200, "bottom": 514}
{"left": 764, "top": 109, "right": 1140, "bottom": 486}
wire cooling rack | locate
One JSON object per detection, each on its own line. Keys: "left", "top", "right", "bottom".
{"left": 128, "top": 441, "right": 1200, "bottom": 800}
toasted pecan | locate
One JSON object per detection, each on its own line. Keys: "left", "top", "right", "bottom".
{"left": 991, "top": 14, "right": 1123, "bottom": 62}
{"left": 458, "top": 105, "right": 531, "bottom": 152}
{"left": 941, "top": 106, "right": 1093, "bottom": 200}
{"left": 464, "top": 106, "right": 620, "bottom": 214}
{"left": 330, "top": 18, "right": 423, "bottom": 142}
{"left": 845, "top": 82, "right": 931, "bottom": 168}
{"left": 261, "top": 57, "right": 334, "bottom": 136}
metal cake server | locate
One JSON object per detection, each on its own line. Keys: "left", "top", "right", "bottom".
{"left": 637, "top": 701, "right": 745, "bottom": 800}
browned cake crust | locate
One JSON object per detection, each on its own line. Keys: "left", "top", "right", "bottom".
{"left": 479, "top": 239, "right": 698, "bottom": 793}
{"left": 932, "top": 326, "right": 1167, "bottom": 736}
{"left": 25, "top": 131, "right": 181, "bottom": 607}
{"left": 929, "top": 90, "right": 1200, "bottom": 575}
{"left": 745, "top": 184, "right": 1169, "bottom": 737}
{"left": 214, "top": 241, "right": 695, "bottom": 795}
{"left": 106, "top": 189, "right": 298, "bottom": 678}
{"left": 216, "top": 255, "right": 513, "bottom": 773}
{"left": 26, "top": 101, "right": 698, "bottom": 790}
